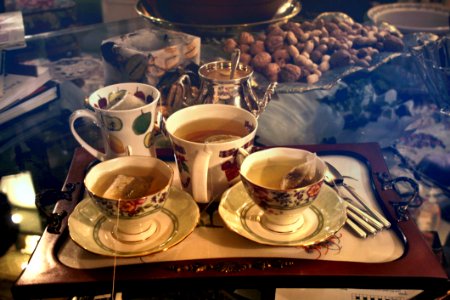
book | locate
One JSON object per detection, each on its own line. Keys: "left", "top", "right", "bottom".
{"left": 0, "top": 80, "right": 59, "bottom": 126}
{"left": 0, "top": 93, "right": 61, "bottom": 154}
{"left": 1, "top": 64, "right": 51, "bottom": 111}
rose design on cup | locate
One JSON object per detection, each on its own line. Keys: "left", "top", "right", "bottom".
{"left": 118, "top": 198, "right": 146, "bottom": 216}
{"left": 221, "top": 160, "right": 240, "bottom": 182}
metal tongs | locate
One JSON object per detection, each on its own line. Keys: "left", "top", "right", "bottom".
{"left": 324, "top": 162, "right": 391, "bottom": 238}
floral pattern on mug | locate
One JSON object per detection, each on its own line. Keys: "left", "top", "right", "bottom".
{"left": 172, "top": 142, "right": 191, "bottom": 189}
{"left": 221, "top": 160, "right": 240, "bottom": 182}
{"left": 219, "top": 140, "right": 253, "bottom": 158}
{"left": 175, "top": 154, "right": 191, "bottom": 189}
{"left": 220, "top": 140, "right": 254, "bottom": 183}
{"left": 219, "top": 148, "right": 238, "bottom": 158}
{"left": 173, "top": 142, "right": 186, "bottom": 155}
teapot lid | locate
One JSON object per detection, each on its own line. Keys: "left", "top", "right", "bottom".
{"left": 199, "top": 61, "right": 252, "bottom": 82}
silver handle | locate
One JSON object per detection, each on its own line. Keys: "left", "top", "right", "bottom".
{"left": 345, "top": 218, "right": 368, "bottom": 239}
{"left": 347, "top": 209, "right": 378, "bottom": 235}
{"left": 345, "top": 200, "right": 384, "bottom": 230}
{"left": 343, "top": 183, "right": 391, "bottom": 229}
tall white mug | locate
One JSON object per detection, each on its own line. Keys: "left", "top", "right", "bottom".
{"left": 165, "top": 104, "right": 257, "bottom": 203}
{"left": 70, "top": 83, "right": 160, "bottom": 161}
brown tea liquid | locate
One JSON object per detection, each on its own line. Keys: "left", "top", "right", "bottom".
{"left": 173, "top": 118, "right": 248, "bottom": 143}
{"left": 91, "top": 166, "right": 166, "bottom": 199}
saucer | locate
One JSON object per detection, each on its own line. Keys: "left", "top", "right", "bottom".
{"left": 219, "top": 182, "right": 346, "bottom": 246}
{"left": 68, "top": 187, "right": 199, "bottom": 257}
{"left": 367, "top": 3, "right": 450, "bottom": 34}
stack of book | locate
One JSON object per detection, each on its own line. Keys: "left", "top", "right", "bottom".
{"left": 0, "top": 65, "right": 59, "bottom": 126}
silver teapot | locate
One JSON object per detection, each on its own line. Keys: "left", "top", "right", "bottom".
{"left": 169, "top": 60, "right": 277, "bottom": 118}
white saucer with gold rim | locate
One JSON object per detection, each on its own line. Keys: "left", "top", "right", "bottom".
{"left": 68, "top": 187, "right": 199, "bottom": 257}
{"left": 219, "top": 182, "right": 346, "bottom": 246}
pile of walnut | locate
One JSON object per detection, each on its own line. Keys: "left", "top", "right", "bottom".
{"left": 222, "top": 18, "right": 404, "bottom": 84}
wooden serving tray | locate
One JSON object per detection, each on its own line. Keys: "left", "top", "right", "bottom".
{"left": 12, "top": 143, "right": 448, "bottom": 299}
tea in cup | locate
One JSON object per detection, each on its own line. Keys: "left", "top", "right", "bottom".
{"left": 70, "top": 83, "right": 160, "bottom": 161}
{"left": 165, "top": 104, "right": 257, "bottom": 203}
{"left": 84, "top": 155, "right": 173, "bottom": 242}
{"left": 239, "top": 148, "right": 327, "bottom": 233}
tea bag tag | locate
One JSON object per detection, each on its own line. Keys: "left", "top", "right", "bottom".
{"left": 281, "top": 153, "right": 318, "bottom": 189}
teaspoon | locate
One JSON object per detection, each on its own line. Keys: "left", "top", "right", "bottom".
{"left": 230, "top": 48, "right": 241, "bottom": 79}
{"left": 325, "top": 162, "right": 391, "bottom": 229}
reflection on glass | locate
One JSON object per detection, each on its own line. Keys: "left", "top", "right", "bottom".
{"left": 0, "top": 171, "right": 36, "bottom": 209}
{"left": 411, "top": 34, "right": 450, "bottom": 115}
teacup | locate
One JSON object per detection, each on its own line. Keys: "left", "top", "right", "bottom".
{"left": 84, "top": 156, "right": 173, "bottom": 242}
{"left": 239, "top": 148, "right": 327, "bottom": 233}
{"left": 165, "top": 104, "right": 257, "bottom": 203}
{"left": 70, "top": 83, "right": 160, "bottom": 161}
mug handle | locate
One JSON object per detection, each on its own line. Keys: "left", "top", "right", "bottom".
{"left": 69, "top": 109, "right": 107, "bottom": 161}
{"left": 191, "top": 147, "right": 212, "bottom": 203}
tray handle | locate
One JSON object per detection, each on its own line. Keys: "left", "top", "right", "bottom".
{"left": 35, "top": 183, "right": 77, "bottom": 234}
{"left": 376, "top": 172, "right": 422, "bottom": 222}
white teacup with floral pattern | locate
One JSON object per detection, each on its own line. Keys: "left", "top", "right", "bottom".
{"left": 239, "top": 148, "right": 327, "bottom": 233}
{"left": 84, "top": 156, "right": 173, "bottom": 242}
{"left": 165, "top": 104, "right": 257, "bottom": 203}
{"left": 70, "top": 83, "right": 160, "bottom": 161}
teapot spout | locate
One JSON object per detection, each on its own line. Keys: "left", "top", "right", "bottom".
{"left": 257, "top": 82, "right": 277, "bottom": 118}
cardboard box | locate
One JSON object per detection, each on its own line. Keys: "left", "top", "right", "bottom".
{"left": 101, "top": 28, "right": 200, "bottom": 86}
